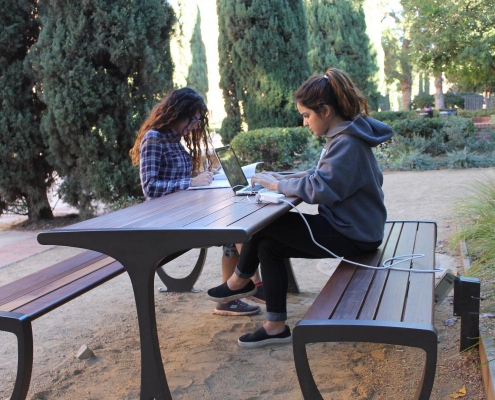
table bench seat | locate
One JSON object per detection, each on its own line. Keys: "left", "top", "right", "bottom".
{"left": 292, "top": 220, "right": 438, "bottom": 400}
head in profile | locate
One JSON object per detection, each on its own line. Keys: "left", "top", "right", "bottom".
{"left": 130, "top": 87, "right": 211, "bottom": 173}
{"left": 293, "top": 68, "right": 369, "bottom": 136}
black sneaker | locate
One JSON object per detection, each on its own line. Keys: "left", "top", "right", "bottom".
{"left": 213, "top": 299, "right": 261, "bottom": 316}
{"left": 238, "top": 325, "right": 292, "bottom": 348}
{"left": 250, "top": 283, "right": 266, "bottom": 304}
{"left": 207, "top": 280, "right": 257, "bottom": 303}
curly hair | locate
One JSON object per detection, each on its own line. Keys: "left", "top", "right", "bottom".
{"left": 294, "top": 68, "right": 369, "bottom": 120}
{"left": 130, "top": 87, "right": 212, "bottom": 174}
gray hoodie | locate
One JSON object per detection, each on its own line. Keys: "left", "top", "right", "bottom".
{"left": 277, "top": 116, "right": 393, "bottom": 243}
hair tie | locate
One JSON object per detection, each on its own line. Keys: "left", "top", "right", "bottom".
{"left": 323, "top": 75, "right": 329, "bottom": 80}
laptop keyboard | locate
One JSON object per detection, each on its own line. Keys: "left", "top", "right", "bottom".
{"left": 248, "top": 183, "right": 264, "bottom": 191}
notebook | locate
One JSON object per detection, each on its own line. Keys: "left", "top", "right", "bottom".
{"left": 214, "top": 145, "right": 265, "bottom": 195}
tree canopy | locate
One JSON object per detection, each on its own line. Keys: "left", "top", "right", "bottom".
{"left": 29, "top": 0, "right": 175, "bottom": 215}
{"left": 0, "top": 0, "right": 54, "bottom": 220}
{"left": 306, "top": 0, "right": 380, "bottom": 109}
{"left": 186, "top": 8, "right": 208, "bottom": 101}
{"left": 402, "top": 0, "right": 495, "bottom": 92}
{"left": 217, "top": 0, "right": 310, "bottom": 142}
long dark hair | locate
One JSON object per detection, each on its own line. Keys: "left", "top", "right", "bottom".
{"left": 294, "top": 68, "right": 369, "bottom": 120}
{"left": 130, "top": 87, "right": 212, "bottom": 173}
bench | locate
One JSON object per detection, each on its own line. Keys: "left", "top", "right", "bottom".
{"left": 292, "top": 220, "right": 438, "bottom": 400}
{"left": 0, "top": 247, "right": 207, "bottom": 400}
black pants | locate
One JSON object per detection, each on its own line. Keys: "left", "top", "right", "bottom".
{"left": 235, "top": 212, "right": 381, "bottom": 322}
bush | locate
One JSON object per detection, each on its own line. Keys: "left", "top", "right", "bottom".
{"left": 390, "top": 117, "right": 446, "bottom": 140}
{"left": 412, "top": 93, "right": 435, "bottom": 110}
{"left": 370, "top": 110, "right": 416, "bottom": 123}
{"left": 230, "top": 127, "right": 312, "bottom": 170}
{"left": 378, "top": 116, "right": 495, "bottom": 170}
{"left": 389, "top": 149, "right": 436, "bottom": 171}
{"left": 444, "top": 91, "right": 465, "bottom": 109}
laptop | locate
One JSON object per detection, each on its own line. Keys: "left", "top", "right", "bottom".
{"left": 214, "top": 145, "right": 265, "bottom": 195}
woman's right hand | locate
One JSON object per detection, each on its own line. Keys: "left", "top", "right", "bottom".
{"left": 190, "top": 171, "right": 214, "bottom": 187}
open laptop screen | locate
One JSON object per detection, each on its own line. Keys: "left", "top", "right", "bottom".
{"left": 214, "top": 146, "right": 250, "bottom": 191}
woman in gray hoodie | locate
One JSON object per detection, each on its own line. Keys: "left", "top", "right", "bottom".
{"left": 207, "top": 68, "right": 393, "bottom": 348}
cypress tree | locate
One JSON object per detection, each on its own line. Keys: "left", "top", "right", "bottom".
{"left": 30, "top": 0, "right": 175, "bottom": 216}
{"left": 186, "top": 7, "right": 209, "bottom": 101}
{"left": 0, "top": 0, "right": 54, "bottom": 221}
{"left": 306, "top": 0, "right": 380, "bottom": 109}
{"left": 217, "top": 0, "right": 310, "bottom": 140}
{"left": 217, "top": 0, "right": 243, "bottom": 144}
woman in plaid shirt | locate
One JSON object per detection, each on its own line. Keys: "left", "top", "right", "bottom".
{"left": 130, "top": 87, "right": 261, "bottom": 316}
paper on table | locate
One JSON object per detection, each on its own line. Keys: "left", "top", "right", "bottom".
{"left": 188, "top": 180, "right": 231, "bottom": 190}
{"left": 187, "top": 162, "right": 263, "bottom": 190}
{"left": 213, "top": 162, "right": 263, "bottom": 181}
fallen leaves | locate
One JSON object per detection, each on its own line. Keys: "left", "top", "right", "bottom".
{"left": 449, "top": 386, "right": 467, "bottom": 398}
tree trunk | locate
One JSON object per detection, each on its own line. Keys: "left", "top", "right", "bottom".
{"left": 400, "top": 78, "right": 412, "bottom": 110}
{"left": 434, "top": 73, "right": 445, "bottom": 109}
{"left": 27, "top": 185, "right": 54, "bottom": 221}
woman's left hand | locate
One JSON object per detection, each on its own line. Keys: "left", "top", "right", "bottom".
{"left": 251, "top": 172, "right": 279, "bottom": 191}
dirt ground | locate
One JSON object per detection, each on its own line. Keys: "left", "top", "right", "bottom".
{"left": 0, "top": 168, "right": 493, "bottom": 399}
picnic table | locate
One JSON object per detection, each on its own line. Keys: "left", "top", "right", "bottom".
{"left": 36, "top": 188, "right": 301, "bottom": 399}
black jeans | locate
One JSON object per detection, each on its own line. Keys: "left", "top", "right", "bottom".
{"left": 234, "top": 212, "right": 381, "bottom": 322}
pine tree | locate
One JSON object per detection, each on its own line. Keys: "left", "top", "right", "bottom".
{"left": 186, "top": 7, "right": 208, "bottom": 101}
{"left": 0, "top": 0, "right": 54, "bottom": 221}
{"left": 217, "top": 0, "right": 310, "bottom": 142}
{"left": 30, "top": 0, "right": 175, "bottom": 215}
{"left": 306, "top": 0, "right": 380, "bottom": 109}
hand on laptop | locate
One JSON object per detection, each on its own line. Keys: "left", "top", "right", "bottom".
{"left": 251, "top": 172, "right": 279, "bottom": 191}
{"left": 191, "top": 171, "right": 214, "bottom": 187}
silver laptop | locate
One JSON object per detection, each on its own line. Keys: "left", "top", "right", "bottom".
{"left": 214, "top": 146, "right": 264, "bottom": 195}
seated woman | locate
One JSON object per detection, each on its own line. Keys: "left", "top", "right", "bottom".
{"left": 130, "top": 87, "right": 261, "bottom": 316}
{"left": 207, "top": 68, "right": 393, "bottom": 347}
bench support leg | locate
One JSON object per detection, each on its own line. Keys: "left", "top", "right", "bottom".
{"left": 0, "top": 311, "right": 34, "bottom": 400}
{"left": 293, "top": 320, "right": 437, "bottom": 400}
{"left": 155, "top": 248, "right": 208, "bottom": 292}
{"left": 454, "top": 276, "right": 481, "bottom": 352}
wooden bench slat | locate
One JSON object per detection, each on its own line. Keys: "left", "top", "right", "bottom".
{"left": 404, "top": 223, "right": 436, "bottom": 324}
{"left": 375, "top": 223, "right": 418, "bottom": 322}
{"left": 358, "top": 222, "right": 400, "bottom": 320}
{"left": 331, "top": 252, "right": 382, "bottom": 320}
{"left": 302, "top": 262, "right": 357, "bottom": 320}
{"left": 12, "top": 261, "right": 124, "bottom": 319}
{"left": 0, "top": 251, "right": 107, "bottom": 305}
{"left": 1, "top": 256, "right": 119, "bottom": 313}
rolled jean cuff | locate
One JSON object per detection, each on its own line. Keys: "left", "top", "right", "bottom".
{"left": 234, "top": 266, "right": 254, "bottom": 280}
{"left": 266, "top": 311, "right": 287, "bottom": 322}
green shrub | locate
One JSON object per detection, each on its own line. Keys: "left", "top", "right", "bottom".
{"left": 370, "top": 110, "right": 416, "bottom": 123}
{"left": 391, "top": 117, "right": 446, "bottom": 139}
{"left": 388, "top": 149, "right": 436, "bottom": 171}
{"left": 412, "top": 93, "right": 435, "bottom": 110}
{"left": 230, "top": 127, "right": 312, "bottom": 170}
{"left": 444, "top": 91, "right": 465, "bottom": 109}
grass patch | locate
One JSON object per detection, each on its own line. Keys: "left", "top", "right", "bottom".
{"left": 449, "top": 172, "right": 495, "bottom": 330}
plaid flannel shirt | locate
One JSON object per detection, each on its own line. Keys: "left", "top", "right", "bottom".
{"left": 140, "top": 129, "right": 192, "bottom": 199}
